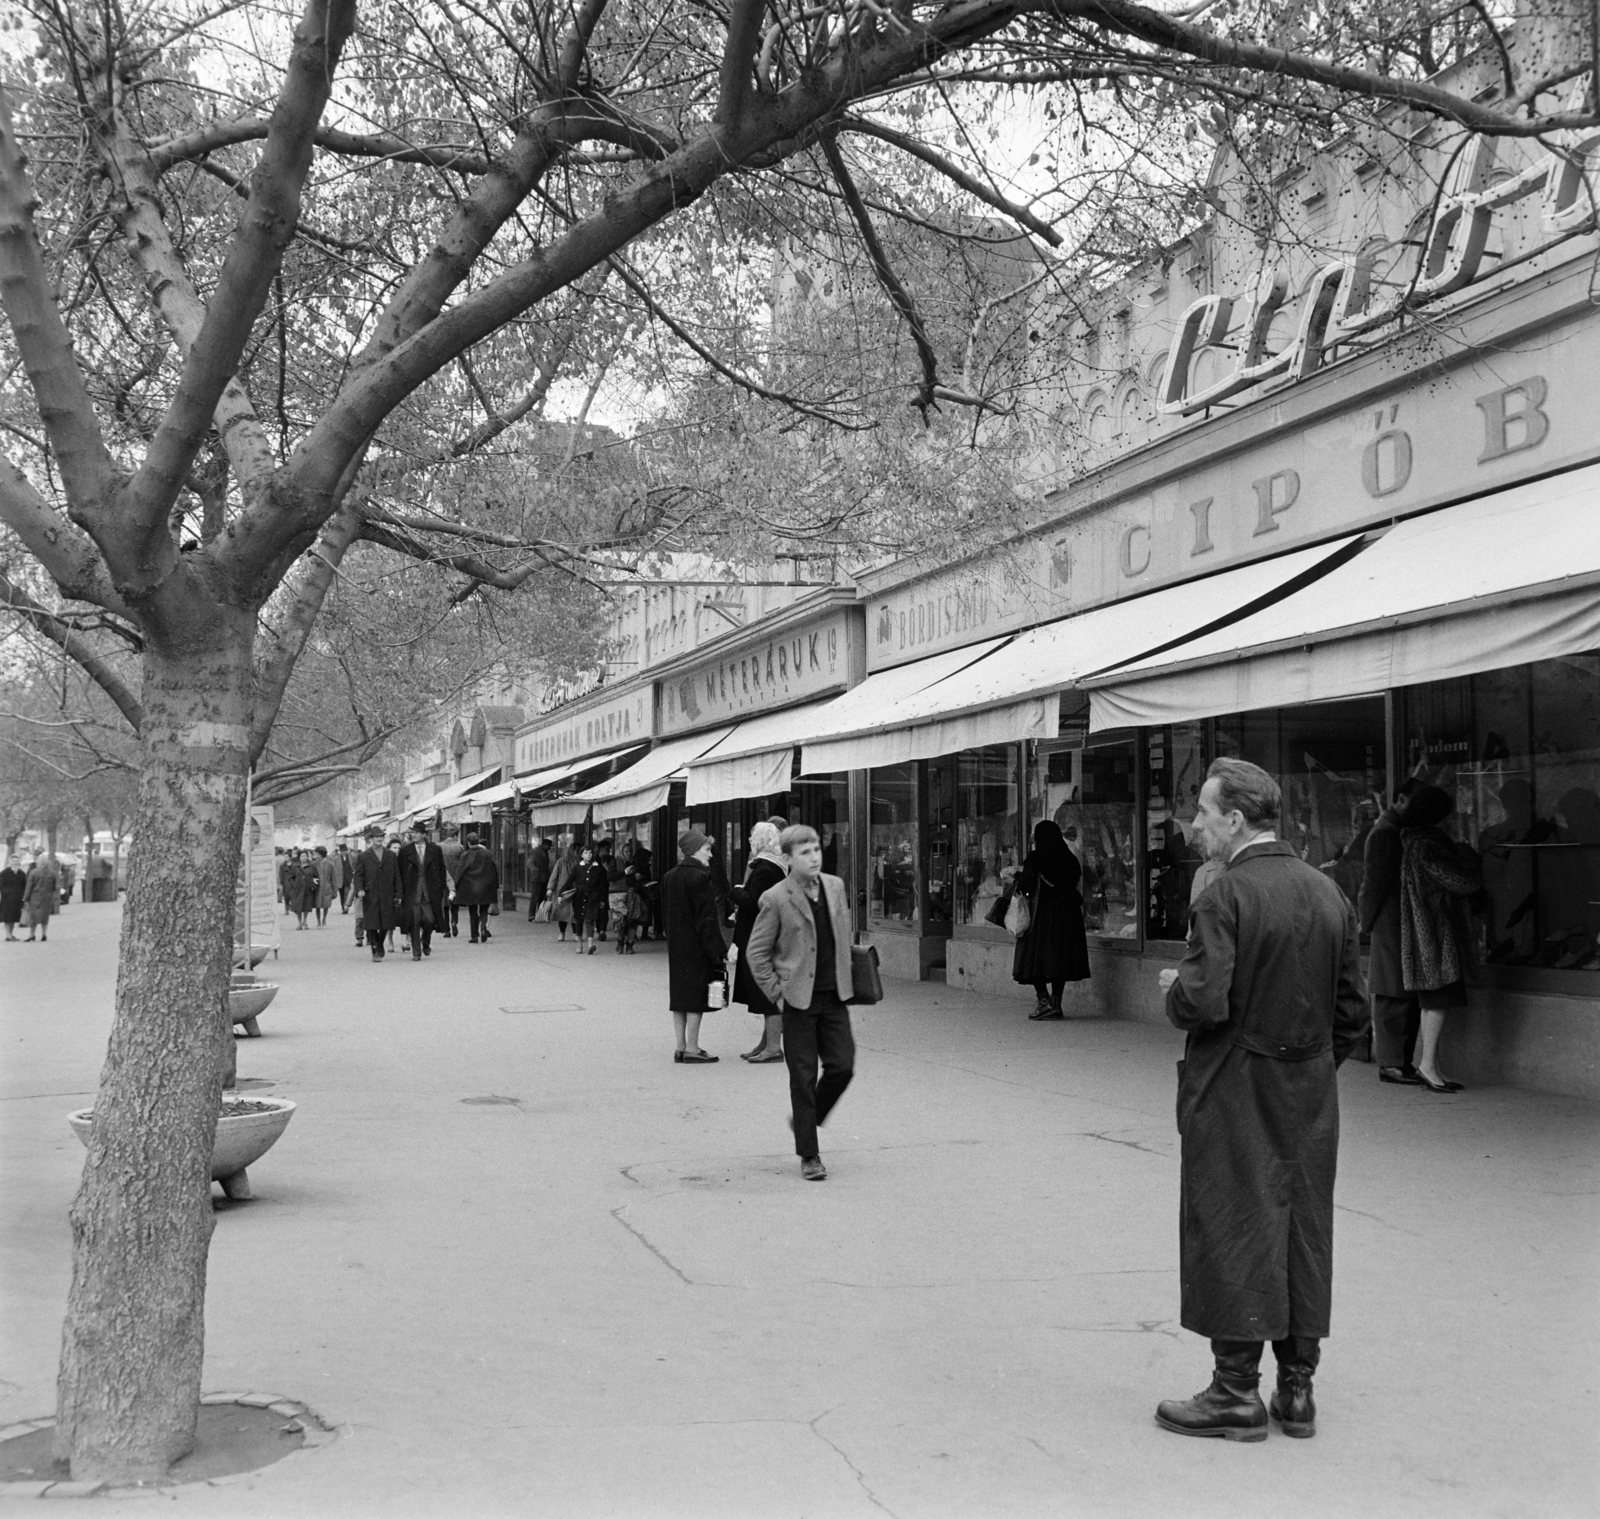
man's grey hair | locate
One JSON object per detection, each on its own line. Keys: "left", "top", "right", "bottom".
{"left": 1207, "top": 757, "right": 1280, "bottom": 829}
{"left": 779, "top": 823, "right": 819, "bottom": 856}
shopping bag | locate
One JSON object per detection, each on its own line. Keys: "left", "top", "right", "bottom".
{"left": 1004, "top": 889, "right": 1032, "bottom": 937}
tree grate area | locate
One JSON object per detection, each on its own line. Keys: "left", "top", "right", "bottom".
{"left": 0, "top": 1395, "right": 336, "bottom": 1495}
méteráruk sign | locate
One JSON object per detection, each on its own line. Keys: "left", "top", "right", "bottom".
{"left": 660, "top": 611, "right": 851, "bottom": 734}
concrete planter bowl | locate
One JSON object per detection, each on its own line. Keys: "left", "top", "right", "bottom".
{"left": 234, "top": 945, "right": 269, "bottom": 969}
{"left": 228, "top": 981, "right": 279, "bottom": 1037}
{"left": 67, "top": 1095, "right": 297, "bottom": 1202}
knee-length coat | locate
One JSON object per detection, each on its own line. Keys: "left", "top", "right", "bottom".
{"left": 350, "top": 845, "right": 400, "bottom": 936}
{"left": 0, "top": 866, "right": 24, "bottom": 925}
{"left": 732, "top": 855, "right": 786, "bottom": 1015}
{"left": 662, "top": 857, "right": 727, "bottom": 1012}
{"left": 1010, "top": 847, "right": 1090, "bottom": 985}
{"left": 1164, "top": 840, "right": 1368, "bottom": 1341}
{"left": 22, "top": 862, "right": 58, "bottom": 926}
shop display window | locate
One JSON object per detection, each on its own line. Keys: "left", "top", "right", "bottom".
{"left": 1031, "top": 737, "right": 1140, "bottom": 942}
{"left": 796, "top": 772, "right": 852, "bottom": 887}
{"left": 1145, "top": 723, "right": 1208, "bottom": 940}
{"left": 956, "top": 745, "right": 1020, "bottom": 927}
{"left": 1402, "top": 654, "right": 1600, "bottom": 971}
{"left": 869, "top": 763, "right": 920, "bottom": 927}
{"left": 1213, "top": 697, "right": 1387, "bottom": 916}
{"left": 925, "top": 757, "right": 955, "bottom": 934}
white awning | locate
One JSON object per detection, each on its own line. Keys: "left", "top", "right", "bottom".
{"left": 684, "top": 701, "right": 835, "bottom": 806}
{"left": 575, "top": 728, "right": 735, "bottom": 822}
{"left": 397, "top": 764, "right": 501, "bottom": 821}
{"left": 466, "top": 753, "right": 631, "bottom": 812}
{"left": 799, "top": 538, "right": 1355, "bottom": 771}
{"left": 1087, "top": 465, "right": 1600, "bottom": 731}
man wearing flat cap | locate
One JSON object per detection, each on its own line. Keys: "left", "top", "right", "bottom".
{"left": 661, "top": 828, "right": 727, "bottom": 1063}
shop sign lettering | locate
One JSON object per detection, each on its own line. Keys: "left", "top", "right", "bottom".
{"left": 516, "top": 689, "right": 653, "bottom": 770}
{"left": 876, "top": 569, "right": 1016, "bottom": 656}
{"left": 660, "top": 613, "right": 850, "bottom": 733}
{"left": 1162, "top": 118, "right": 1600, "bottom": 417}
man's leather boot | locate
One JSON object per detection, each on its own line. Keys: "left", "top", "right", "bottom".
{"left": 1155, "top": 1340, "right": 1268, "bottom": 1441}
{"left": 1269, "top": 1336, "right": 1320, "bottom": 1438}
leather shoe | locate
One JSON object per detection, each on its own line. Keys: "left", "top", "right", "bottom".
{"left": 1156, "top": 1343, "right": 1267, "bottom": 1442}
{"left": 1379, "top": 1065, "right": 1423, "bottom": 1085}
{"left": 1417, "top": 1072, "right": 1464, "bottom": 1092}
{"left": 801, "top": 1156, "right": 827, "bottom": 1181}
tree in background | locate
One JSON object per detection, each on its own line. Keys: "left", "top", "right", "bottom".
{"left": 0, "top": 0, "right": 1591, "bottom": 1482}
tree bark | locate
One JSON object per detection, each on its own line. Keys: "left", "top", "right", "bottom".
{"left": 52, "top": 610, "right": 254, "bottom": 1482}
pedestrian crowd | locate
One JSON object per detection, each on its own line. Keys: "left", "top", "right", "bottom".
{"left": 0, "top": 851, "right": 62, "bottom": 943}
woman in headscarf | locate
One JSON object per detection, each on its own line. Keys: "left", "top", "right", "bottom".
{"left": 547, "top": 840, "right": 579, "bottom": 943}
{"left": 1011, "top": 819, "right": 1091, "bottom": 1019}
{"left": 1400, "top": 784, "right": 1483, "bottom": 1092}
{"left": 731, "top": 819, "right": 788, "bottom": 1061}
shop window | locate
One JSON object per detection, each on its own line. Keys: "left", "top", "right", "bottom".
{"left": 1145, "top": 723, "right": 1208, "bottom": 940}
{"left": 1031, "top": 737, "right": 1140, "bottom": 942}
{"left": 796, "top": 772, "right": 852, "bottom": 888}
{"left": 1403, "top": 654, "right": 1600, "bottom": 970}
{"left": 1214, "top": 697, "right": 1387, "bottom": 913}
{"left": 956, "top": 745, "right": 1020, "bottom": 927}
{"left": 869, "top": 763, "right": 920, "bottom": 927}
{"left": 926, "top": 757, "right": 955, "bottom": 934}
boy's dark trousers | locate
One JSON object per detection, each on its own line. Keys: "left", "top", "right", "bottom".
{"left": 782, "top": 994, "right": 855, "bottom": 1158}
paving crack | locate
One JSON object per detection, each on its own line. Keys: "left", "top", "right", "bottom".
{"left": 808, "top": 1410, "right": 898, "bottom": 1518}
{"left": 610, "top": 1206, "right": 693, "bottom": 1285}
{"left": 1334, "top": 1202, "right": 1421, "bottom": 1237}
{"left": 1080, "top": 1129, "right": 1167, "bottom": 1156}
{"left": 1053, "top": 1318, "right": 1181, "bottom": 1339}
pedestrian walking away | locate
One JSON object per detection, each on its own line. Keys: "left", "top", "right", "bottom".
{"left": 1399, "top": 784, "right": 1484, "bottom": 1094}
{"left": 399, "top": 821, "right": 449, "bottom": 960}
{"left": 525, "top": 836, "right": 551, "bottom": 922}
{"left": 1156, "top": 757, "right": 1368, "bottom": 1442}
{"left": 731, "top": 820, "right": 787, "bottom": 1061}
{"left": 20, "top": 854, "right": 58, "bottom": 942}
{"left": 336, "top": 842, "right": 354, "bottom": 912}
{"left": 349, "top": 827, "right": 400, "bottom": 960}
{"left": 746, "top": 824, "right": 857, "bottom": 1181}
{"left": 0, "top": 858, "right": 24, "bottom": 940}
{"left": 313, "top": 846, "right": 338, "bottom": 927}
{"left": 454, "top": 833, "right": 500, "bottom": 943}
{"left": 440, "top": 824, "right": 466, "bottom": 937}
{"left": 661, "top": 829, "right": 727, "bottom": 1063}
{"left": 1010, "top": 818, "right": 1091, "bottom": 1019}
{"left": 1358, "top": 777, "right": 1424, "bottom": 1086}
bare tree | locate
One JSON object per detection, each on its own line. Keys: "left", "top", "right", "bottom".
{"left": 0, "top": 0, "right": 1590, "bottom": 1483}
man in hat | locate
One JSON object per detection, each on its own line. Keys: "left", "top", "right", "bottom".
{"left": 661, "top": 829, "right": 727, "bottom": 1063}
{"left": 349, "top": 825, "right": 400, "bottom": 960}
{"left": 439, "top": 823, "right": 466, "bottom": 938}
{"left": 399, "top": 821, "right": 449, "bottom": 960}
{"left": 1155, "top": 758, "right": 1367, "bottom": 1441}
{"left": 745, "top": 824, "right": 856, "bottom": 1182}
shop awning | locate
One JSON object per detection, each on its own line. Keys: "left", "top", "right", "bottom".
{"left": 1086, "top": 465, "right": 1600, "bottom": 731}
{"left": 568, "top": 728, "right": 735, "bottom": 823}
{"left": 685, "top": 702, "right": 835, "bottom": 806}
{"left": 523, "top": 745, "right": 650, "bottom": 826}
{"left": 799, "top": 538, "right": 1356, "bottom": 772}
{"left": 398, "top": 764, "right": 501, "bottom": 822}
{"left": 465, "top": 754, "right": 624, "bottom": 811}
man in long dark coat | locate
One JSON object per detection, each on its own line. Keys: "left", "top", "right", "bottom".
{"left": 1156, "top": 758, "right": 1367, "bottom": 1442}
{"left": 661, "top": 829, "right": 727, "bottom": 1063}
{"left": 349, "top": 828, "right": 400, "bottom": 961}
{"left": 398, "top": 821, "right": 448, "bottom": 960}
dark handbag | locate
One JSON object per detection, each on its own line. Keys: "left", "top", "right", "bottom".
{"left": 849, "top": 944, "right": 884, "bottom": 1005}
{"left": 984, "top": 888, "right": 1011, "bottom": 928}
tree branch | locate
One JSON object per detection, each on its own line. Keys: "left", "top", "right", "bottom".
{"left": 0, "top": 570, "right": 144, "bottom": 732}
{"left": 0, "top": 457, "right": 133, "bottom": 615}
{"left": 717, "top": 0, "right": 768, "bottom": 124}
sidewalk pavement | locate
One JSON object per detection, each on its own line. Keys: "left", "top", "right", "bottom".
{"left": 2, "top": 901, "right": 1596, "bottom": 1518}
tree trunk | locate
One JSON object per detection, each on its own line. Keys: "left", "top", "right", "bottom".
{"left": 53, "top": 612, "right": 255, "bottom": 1483}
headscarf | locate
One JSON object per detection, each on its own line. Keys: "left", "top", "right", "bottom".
{"left": 1031, "top": 818, "right": 1076, "bottom": 883}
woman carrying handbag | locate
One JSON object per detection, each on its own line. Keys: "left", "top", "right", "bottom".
{"left": 1010, "top": 819, "right": 1091, "bottom": 1019}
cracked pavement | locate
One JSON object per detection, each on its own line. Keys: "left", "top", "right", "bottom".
{"left": 2, "top": 903, "right": 1597, "bottom": 1517}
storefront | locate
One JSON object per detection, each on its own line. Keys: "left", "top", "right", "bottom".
{"left": 832, "top": 243, "right": 1600, "bottom": 1098}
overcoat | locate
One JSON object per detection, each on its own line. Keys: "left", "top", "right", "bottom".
{"left": 1010, "top": 847, "right": 1091, "bottom": 984}
{"left": 1357, "top": 806, "right": 1407, "bottom": 996}
{"left": 350, "top": 846, "right": 400, "bottom": 935}
{"left": 454, "top": 844, "right": 500, "bottom": 907}
{"left": 0, "top": 866, "right": 24, "bottom": 925}
{"left": 22, "top": 862, "right": 58, "bottom": 925}
{"left": 1400, "top": 826, "right": 1482, "bottom": 991}
{"left": 315, "top": 856, "right": 339, "bottom": 910}
{"left": 732, "top": 855, "right": 786, "bottom": 1014}
{"left": 571, "top": 860, "right": 610, "bottom": 925}
{"left": 1165, "top": 840, "right": 1367, "bottom": 1341}
{"left": 661, "top": 857, "right": 727, "bottom": 1011}
{"left": 398, "top": 840, "right": 449, "bottom": 933}
{"left": 547, "top": 851, "right": 577, "bottom": 924}
{"left": 286, "top": 861, "right": 318, "bottom": 914}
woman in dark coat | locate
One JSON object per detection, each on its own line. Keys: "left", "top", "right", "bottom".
{"left": 1011, "top": 819, "right": 1091, "bottom": 1019}
{"left": 570, "top": 846, "right": 610, "bottom": 955}
{"left": 454, "top": 832, "right": 501, "bottom": 944}
{"left": 286, "top": 852, "right": 317, "bottom": 929}
{"left": 0, "top": 861, "right": 25, "bottom": 939}
{"left": 1400, "top": 784, "right": 1483, "bottom": 1093}
{"left": 731, "top": 821, "right": 788, "bottom": 1061}
{"left": 662, "top": 829, "right": 727, "bottom": 1062}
